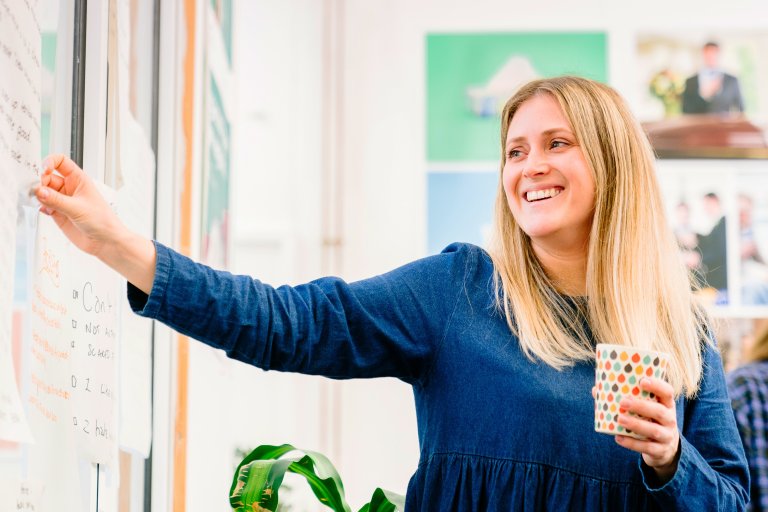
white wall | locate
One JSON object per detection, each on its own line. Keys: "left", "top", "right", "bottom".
{"left": 185, "top": 0, "right": 329, "bottom": 510}
{"left": 187, "top": 0, "right": 768, "bottom": 510}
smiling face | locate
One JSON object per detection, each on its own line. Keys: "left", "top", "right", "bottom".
{"left": 502, "top": 93, "right": 596, "bottom": 255}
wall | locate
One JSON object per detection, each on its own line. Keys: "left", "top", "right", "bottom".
{"left": 185, "top": 0, "right": 328, "bottom": 510}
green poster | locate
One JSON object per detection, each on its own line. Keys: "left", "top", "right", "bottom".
{"left": 427, "top": 33, "right": 607, "bottom": 162}
{"left": 201, "top": 74, "right": 231, "bottom": 267}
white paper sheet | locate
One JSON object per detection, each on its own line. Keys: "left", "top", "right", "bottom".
{"left": 30, "top": 212, "right": 121, "bottom": 467}
{"left": 0, "top": 0, "right": 42, "bottom": 198}
{"left": 0, "top": 186, "right": 33, "bottom": 443}
{"left": 26, "top": 214, "right": 84, "bottom": 510}
{"left": 0, "top": 480, "right": 44, "bottom": 512}
{"left": 67, "top": 242, "right": 121, "bottom": 466}
{"left": 0, "top": 0, "right": 37, "bottom": 442}
{"left": 106, "top": 0, "right": 153, "bottom": 457}
{"left": 116, "top": 114, "right": 154, "bottom": 457}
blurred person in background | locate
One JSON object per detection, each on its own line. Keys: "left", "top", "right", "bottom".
{"left": 697, "top": 192, "right": 728, "bottom": 303}
{"left": 739, "top": 194, "right": 768, "bottom": 305}
{"left": 729, "top": 319, "right": 768, "bottom": 511}
{"left": 682, "top": 41, "right": 744, "bottom": 115}
{"left": 672, "top": 201, "right": 704, "bottom": 276}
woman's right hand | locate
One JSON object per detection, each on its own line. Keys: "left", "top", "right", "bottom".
{"left": 34, "top": 153, "right": 157, "bottom": 295}
{"left": 35, "top": 154, "right": 125, "bottom": 258}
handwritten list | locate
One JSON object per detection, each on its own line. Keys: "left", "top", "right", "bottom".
{"left": 27, "top": 217, "right": 85, "bottom": 512}
{"left": 30, "top": 216, "right": 120, "bottom": 466}
{"left": 0, "top": 480, "right": 44, "bottom": 511}
{"left": 0, "top": 0, "right": 42, "bottom": 193}
{"left": 68, "top": 247, "right": 120, "bottom": 465}
{"left": 0, "top": 0, "right": 38, "bottom": 444}
{"left": 29, "top": 216, "right": 120, "bottom": 464}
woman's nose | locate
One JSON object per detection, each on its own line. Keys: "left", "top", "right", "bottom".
{"left": 522, "top": 154, "right": 552, "bottom": 178}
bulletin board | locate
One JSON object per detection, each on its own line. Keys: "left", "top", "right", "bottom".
{"left": 0, "top": 0, "right": 158, "bottom": 510}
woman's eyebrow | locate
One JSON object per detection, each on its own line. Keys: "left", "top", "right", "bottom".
{"left": 505, "top": 127, "right": 574, "bottom": 146}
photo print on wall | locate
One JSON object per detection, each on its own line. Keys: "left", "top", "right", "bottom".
{"left": 657, "top": 160, "right": 768, "bottom": 312}
{"left": 636, "top": 31, "right": 768, "bottom": 159}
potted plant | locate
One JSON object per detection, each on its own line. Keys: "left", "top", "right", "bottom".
{"left": 230, "top": 444, "right": 405, "bottom": 512}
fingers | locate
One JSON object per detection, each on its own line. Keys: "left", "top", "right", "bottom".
{"left": 43, "top": 153, "right": 83, "bottom": 177}
{"left": 615, "top": 434, "right": 676, "bottom": 460}
{"left": 619, "top": 395, "right": 675, "bottom": 427}
{"left": 36, "top": 183, "right": 77, "bottom": 218}
{"left": 37, "top": 154, "right": 90, "bottom": 217}
{"left": 639, "top": 377, "right": 675, "bottom": 408}
{"left": 40, "top": 172, "right": 65, "bottom": 191}
{"left": 617, "top": 409, "right": 674, "bottom": 443}
{"left": 610, "top": 376, "right": 680, "bottom": 475}
{"left": 617, "top": 378, "right": 676, "bottom": 440}
{"left": 39, "top": 206, "right": 71, "bottom": 229}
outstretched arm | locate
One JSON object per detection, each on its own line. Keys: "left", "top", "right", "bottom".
{"left": 34, "top": 154, "right": 156, "bottom": 294}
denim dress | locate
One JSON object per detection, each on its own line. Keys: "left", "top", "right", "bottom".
{"left": 128, "top": 242, "right": 749, "bottom": 511}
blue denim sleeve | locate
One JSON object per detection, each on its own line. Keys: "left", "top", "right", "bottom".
{"left": 127, "top": 241, "right": 473, "bottom": 383}
{"left": 638, "top": 342, "right": 750, "bottom": 510}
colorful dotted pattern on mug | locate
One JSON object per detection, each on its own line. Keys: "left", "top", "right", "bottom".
{"left": 594, "top": 347, "right": 668, "bottom": 438}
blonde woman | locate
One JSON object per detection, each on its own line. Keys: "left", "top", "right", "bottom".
{"left": 35, "top": 76, "right": 747, "bottom": 510}
{"left": 728, "top": 321, "right": 768, "bottom": 511}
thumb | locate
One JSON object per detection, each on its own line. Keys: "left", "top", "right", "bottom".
{"left": 36, "top": 185, "right": 78, "bottom": 218}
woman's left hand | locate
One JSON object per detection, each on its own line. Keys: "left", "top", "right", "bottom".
{"left": 616, "top": 377, "right": 681, "bottom": 484}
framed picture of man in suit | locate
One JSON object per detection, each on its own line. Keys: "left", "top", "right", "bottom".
{"left": 656, "top": 159, "right": 768, "bottom": 315}
{"left": 657, "top": 162, "right": 735, "bottom": 307}
{"left": 635, "top": 32, "right": 768, "bottom": 159}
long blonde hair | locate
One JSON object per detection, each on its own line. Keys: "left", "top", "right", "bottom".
{"left": 488, "top": 76, "right": 709, "bottom": 398}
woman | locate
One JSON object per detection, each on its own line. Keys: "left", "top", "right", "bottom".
{"left": 35, "top": 76, "right": 748, "bottom": 510}
{"left": 729, "top": 321, "right": 768, "bottom": 511}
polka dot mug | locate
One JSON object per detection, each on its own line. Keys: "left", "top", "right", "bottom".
{"left": 594, "top": 343, "right": 669, "bottom": 439}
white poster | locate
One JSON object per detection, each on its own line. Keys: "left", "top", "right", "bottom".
{"left": 30, "top": 212, "right": 121, "bottom": 468}
{"left": 0, "top": 0, "right": 40, "bottom": 444}
{"left": 68, "top": 244, "right": 121, "bottom": 465}
{"left": 116, "top": 115, "right": 154, "bottom": 457}
{"left": 0, "top": 183, "right": 32, "bottom": 444}
{"left": 0, "top": 480, "right": 44, "bottom": 512}
{"left": 0, "top": 0, "right": 43, "bottom": 193}
{"left": 27, "top": 214, "right": 84, "bottom": 510}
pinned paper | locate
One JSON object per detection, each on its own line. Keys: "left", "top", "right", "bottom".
{"left": 0, "top": 177, "right": 32, "bottom": 444}
{"left": 0, "top": 480, "right": 45, "bottom": 512}
{"left": 0, "top": 0, "right": 42, "bottom": 198}
{"left": 0, "top": 0, "right": 40, "bottom": 445}
{"left": 30, "top": 211, "right": 121, "bottom": 467}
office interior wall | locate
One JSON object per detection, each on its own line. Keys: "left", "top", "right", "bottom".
{"left": 185, "top": 0, "right": 328, "bottom": 510}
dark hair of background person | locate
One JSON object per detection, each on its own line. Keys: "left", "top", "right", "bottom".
{"left": 745, "top": 323, "right": 768, "bottom": 363}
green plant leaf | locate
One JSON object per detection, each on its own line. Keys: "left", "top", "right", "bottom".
{"left": 288, "top": 454, "right": 352, "bottom": 512}
{"left": 229, "top": 444, "right": 353, "bottom": 512}
{"left": 229, "top": 444, "right": 297, "bottom": 511}
{"left": 229, "top": 458, "right": 294, "bottom": 511}
{"left": 358, "top": 488, "right": 406, "bottom": 512}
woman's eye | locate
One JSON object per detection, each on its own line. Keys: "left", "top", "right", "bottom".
{"left": 551, "top": 140, "right": 568, "bottom": 149}
{"left": 507, "top": 149, "right": 522, "bottom": 158}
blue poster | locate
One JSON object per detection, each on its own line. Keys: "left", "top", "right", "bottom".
{"left": 427, "top": 171, "right": 497, "bottom": 255}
